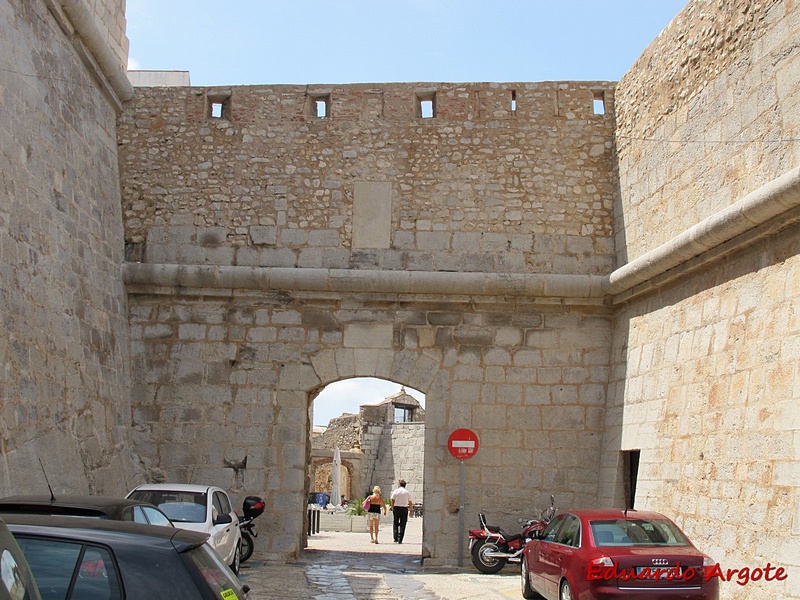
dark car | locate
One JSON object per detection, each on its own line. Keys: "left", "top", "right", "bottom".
{"left": 0, "top": 495, "right": 173, "bottom": 527}
{"left": 4, "top": 514, "right": 249, "bottom": 600}
{"left": 0, "top": 517, "right": 41, "bottom": 600}
{"left": 521, "top": 509, "right": 719, "bottom": 600}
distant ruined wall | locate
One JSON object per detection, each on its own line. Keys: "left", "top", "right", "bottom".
{"left": 0, "top": 0, "right": 135, "bottom": 494}
{"left": 369, "top": 423, "right": 425, "bottom": 505}
{"left": 607, "top": 1, "right": 800, "bottom": 598}
{"left": 357, "top": 404, "right": 424, "bottom": 503}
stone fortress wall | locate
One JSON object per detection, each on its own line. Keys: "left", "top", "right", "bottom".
{"left": 604, "top": 1, "right": 800, "bottom": 598}
{"left": 117, "top": 0, "right": 800, "bottom": 583}
{"left": 82, "top": 0, "right": 129, "bottom": 68}
{"left": 614, "top": 0, "right": 800, "bottom": 261}
{"left": 0, "top": 0, "right": 135, "bottom": 496}
{"left": 119, "top": 79, "right": 617, "bottom": 563}
{"left": 119, "top": 81, "right": 616, "bottom": 277}
{"left": 359, "top": 398, "right": 426, "bottom": 504}
{"left": 2, "top": 0, "right": 799, "bottom": 595}
{"left": 369, "top": 422, "right": 425, "bottom": 505}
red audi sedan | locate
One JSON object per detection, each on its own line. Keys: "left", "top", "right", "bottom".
{"left": 520, "top": 509, "right": 719, "bottom": 600}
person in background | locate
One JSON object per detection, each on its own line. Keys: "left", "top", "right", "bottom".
{"left": 390, "top": 479, "right": 413, "bottom": 544}
{"left": 367, "top": 486, "right": 387, "bottom": 543}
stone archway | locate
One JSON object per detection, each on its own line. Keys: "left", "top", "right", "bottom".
{"left": 126, "top": 288, "right": 613, "bottom": 567}
{"left": 280, "top": 336, "right": 446, "bottom": 559}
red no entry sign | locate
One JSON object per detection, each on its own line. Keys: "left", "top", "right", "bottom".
{"left": 448, "top": 428, "right": 479, "bottom": 460}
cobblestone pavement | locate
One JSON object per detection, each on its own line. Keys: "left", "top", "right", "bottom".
{"left": 239, "top": 519, "right": 522, "bottom": 600}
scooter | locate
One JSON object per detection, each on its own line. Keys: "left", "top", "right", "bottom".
{"left": 468, "top": 495, "right": 556, "bottom": 574}
{"left": 239, "top": 496, "right": 265, "bottom": 562}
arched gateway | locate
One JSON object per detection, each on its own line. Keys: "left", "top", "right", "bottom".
{"left": 124, "top": 265, "right": 611, "bottom": 564}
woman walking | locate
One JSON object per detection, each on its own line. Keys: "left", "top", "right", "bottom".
{"left": 367, "top": 486, "right": 388, "bottom": 543}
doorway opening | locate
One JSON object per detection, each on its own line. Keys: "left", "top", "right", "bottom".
{"left": 306, "top": 377, "right": 426, "bottom": 551}
{"left": 622, "top": 449, "right": 641, "bottom": 509}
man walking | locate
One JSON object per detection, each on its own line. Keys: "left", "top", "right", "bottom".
{"left": 390, "top": 479, "right": 414, "bottom": 544}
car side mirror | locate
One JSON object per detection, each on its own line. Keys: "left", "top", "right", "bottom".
{"left": 213, "top": 513, "right": 233, "bottom": 526}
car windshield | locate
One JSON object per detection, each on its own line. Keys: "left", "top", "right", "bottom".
{"left": 128, "top": 491, "right": 207, "bottom": 524}
{"left": 590, "top": 519, "right": 690, "bottom": 547}
{"left": 183, "top": 543, "right": 246, "bottom": 598}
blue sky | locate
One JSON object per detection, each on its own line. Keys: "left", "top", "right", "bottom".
{"left": 124, "top": 1, "right": 687, "bottom": 425}
{"left": 311, "top": 379, "right": 426, "bottom": 427}
{"left": 126, "top": 1, "right": 688, "bottom": 86}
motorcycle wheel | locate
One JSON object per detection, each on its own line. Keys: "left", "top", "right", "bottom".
{"left": 470, "top": 539, "right": 507, "bottom": 574}
{"left": 240, "top": 531, "right": 254, "bottom": 562}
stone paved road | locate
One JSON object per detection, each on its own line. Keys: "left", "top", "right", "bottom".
{"left": 239, "top": 518, "right": 522, "bottom": 600}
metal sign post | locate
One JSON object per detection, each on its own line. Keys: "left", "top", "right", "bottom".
{"left": 448, "top": 429, "right": 479, "bottom": 567}
{"left": 458, "top": 458, "right": 465, "bottom": 566}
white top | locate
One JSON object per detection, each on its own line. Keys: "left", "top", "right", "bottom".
{"left": 391, "top": 486, "right": 413, "bottom": 508}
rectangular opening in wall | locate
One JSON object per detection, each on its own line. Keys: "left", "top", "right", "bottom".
{"left": 622, "top": 449, "right": 640, "bottom": 509}
{"left": 310, "top": 94, "right": 331, "bottom": 119}
{"left": 420, "top": 99, "right": 434, "bottom": 118}
{"left": 593, "top": 91, "right": 605, "bottom": 115}
{"left": 394, "top": 407, "right": 413, "bottom": 423}
{"left": 416, "top": 91, "right": 436, "bottom": 119}
{"left": 207, "top": 91, "right": 231, "bottom": 120}
{"left": 511, "top": 90, "right": 517, "bottom": 113}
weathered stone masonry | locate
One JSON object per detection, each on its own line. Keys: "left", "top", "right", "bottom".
{"left": 0, "top": 0, "right": 135, "bottom": 495}
{"left": 3, "top": 1, "right": 800, "bottom": 597}
{"left": 116, "top": 0, "right": 800, "bottom": 583}
{"left": 602, "top": 2, "right": 800, "bottom": 599}
{"left": 119, "top": 80, "right": 618, "bottom": 563}
{"left": 119, "top": 81, "right": 617, "bottom": 277}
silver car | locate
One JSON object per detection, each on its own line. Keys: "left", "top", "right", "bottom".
{"left": 127, "top": 483, "right": 242, "bottom": 574}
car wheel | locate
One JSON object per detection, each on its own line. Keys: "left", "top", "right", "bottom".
{"left": 521, "top": 556, "right": 542, "bottom": 599}
{"left": 230, "top": 543, "right": 241, "bottom": 575}
{"left": 470, "top": 538, "right": 507, "bottom": 574}
{"left": 559, "top": 579, "right": 574, "bottom": 600}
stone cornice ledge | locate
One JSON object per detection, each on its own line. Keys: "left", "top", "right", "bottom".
{"left": 122, "top": 167, "right": 800, "bottom": 303}
{"left": 57, "top": 0, "right": 133, "bottom": 103}
{"left": 122, "top": 264, "right": 607, "bottom": 300}
{"left": 604, "top": 166, "right": 800, "bottom": 298}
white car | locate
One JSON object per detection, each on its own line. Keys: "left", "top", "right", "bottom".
{"left": 127, "top": 483, "right": 242, "bottom": 574}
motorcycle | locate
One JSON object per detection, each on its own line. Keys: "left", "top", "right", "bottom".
{"left": 468, "top": 495, "right": 556, "bottom": 574}
{"left": 239, "top": 496, "right": 265, "bottom": 562}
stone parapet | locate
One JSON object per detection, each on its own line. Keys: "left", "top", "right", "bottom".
{"left": 118, "top": 81, "right": 617, "bottom": 277}
{"left": 615, "top": 0, "right": 800, "bottom": 261}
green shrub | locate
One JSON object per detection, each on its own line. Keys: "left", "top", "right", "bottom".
{"left": 348, "top": 498, "right": 367, "bottom": 516}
